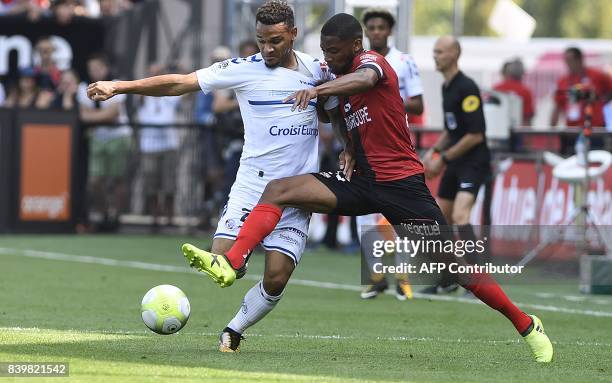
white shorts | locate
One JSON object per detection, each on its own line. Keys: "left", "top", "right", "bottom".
{"left": 214, "top": 166, "right": 310, "bottom": 265}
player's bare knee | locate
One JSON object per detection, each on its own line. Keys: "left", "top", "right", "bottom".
{"left": 452, "top": 210, "right": 470, "bottom": 225}
{"left": 263, "top": 264, "right": 292, "bottom": 293}
{"left": 262, "top": 273, "right": 289, "bottom": 296}
{"left": 262, "top": 179, "right": 291, "bottom": 204}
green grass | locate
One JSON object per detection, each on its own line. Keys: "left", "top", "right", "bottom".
{"left": 0, "top": 235, "right": 611, "bottom": 382}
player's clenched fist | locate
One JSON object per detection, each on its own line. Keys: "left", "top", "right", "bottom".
{"left": 87, "top": 81, "right": 116, "bottom": 101}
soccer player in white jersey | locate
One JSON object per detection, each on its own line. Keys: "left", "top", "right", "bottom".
{"left": 357, "top": 8, "right": 425, "bottom": 300}
{"left": 87, "top": 0, "right": 337, "bottom": 352}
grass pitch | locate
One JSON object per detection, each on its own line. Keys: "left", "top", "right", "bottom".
{"left": 1, "top": 235, "right": 611, "bottom": 382}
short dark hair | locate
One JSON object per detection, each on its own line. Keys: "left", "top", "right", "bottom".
{"left": 256, "top": 0, "right": 294, "bottom": 28}
{"left": 565, "top": 46, "right": 583, "bottom": 61}
{"left": 362, "top": 8, "right": 395, "bottom": 29}
{"left": 321, "top": 13, "right": 363, "bottom": 41}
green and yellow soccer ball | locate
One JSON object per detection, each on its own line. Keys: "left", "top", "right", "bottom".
{"left": 141, "top": 285, "right": 190, "bottom": 334}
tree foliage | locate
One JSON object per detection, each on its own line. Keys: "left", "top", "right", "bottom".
{"left": 412, "top": 0, "right": 612, "bottom": 38}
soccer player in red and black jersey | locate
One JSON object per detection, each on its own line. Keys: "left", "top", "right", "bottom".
{"left": 183, "top": 13, "right": 553, "bottom": 362}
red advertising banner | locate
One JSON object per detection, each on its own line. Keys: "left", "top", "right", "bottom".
{"left": 425, "top": 158, "right": 611, "bottom": 259}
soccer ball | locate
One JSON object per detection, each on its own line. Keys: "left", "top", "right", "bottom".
{"left": 141, "top": 285, "right": 190, "bottom": 335}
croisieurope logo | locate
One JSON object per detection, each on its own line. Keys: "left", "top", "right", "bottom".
{"left": 269, "top": 124, "right": 318, "bottom": 137}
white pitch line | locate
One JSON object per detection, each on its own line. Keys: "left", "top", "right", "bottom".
{"left": 534, "top": 292, "right": 612, "bottom": 305}
{"left": 2, "top": 327, "right": 611, "bottom": 349}
{"left": 2, "top": 247, "right": 612, "bottom": 318}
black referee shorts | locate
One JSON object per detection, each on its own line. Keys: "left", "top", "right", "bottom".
{"left": 311, "top": 171, "right": 447, "bottom": 226}
{"left": 438, "top": 162, "right": 492, "bottom": 200}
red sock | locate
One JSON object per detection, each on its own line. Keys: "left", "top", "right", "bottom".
{"left": 463, "top": 273, "right": 532, "bottom": 334}
{"left": 225, "top": 203, "right": 283, "bottom": 269}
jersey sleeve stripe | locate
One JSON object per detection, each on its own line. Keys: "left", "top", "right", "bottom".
{"left": 357, "top": 63, "right": 383, "bottom": 80}
{"left": 248, "top": 100, "right": 317, "bottom": 107}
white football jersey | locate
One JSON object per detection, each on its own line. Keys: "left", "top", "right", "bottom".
{"left": 196, "top": 51, "right": 336, "bottom": 180}
{"left": 385, "top": 46, "right": 423, "bottom": 100}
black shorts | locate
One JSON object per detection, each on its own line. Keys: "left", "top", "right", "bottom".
{"left": 438, "top": 162, "right": 492, "bottom": 200}
{"left": 311, "top": 171, "right": 447, "bottom": 226}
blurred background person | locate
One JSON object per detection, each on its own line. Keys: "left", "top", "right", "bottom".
{"left": 357, "top": 7, "right": 425, "bottom": 301}
{"left": 48, "top": 68, "right": 90, "bottom": 233}
{"left": 551, "top": 46, "right": 612, "bottom": 129}
{"left": 362, "top": 7, "right": 424, "bottom": 117}
{"left": 0, "top": 81, "right": 5, "bottom": 106}
{"left": 422, "top": 36, "right": 491, "bottom": 295}
{"left": 219, "top": 40, "right": 259, "bottom": 204}
{"left": 193, "top": 45, "right": 231, "bottom": 229}
{"left": 4, "top": 67, "right": 54, "bottom": 109}
{"left": 51, "top": 69, "right": 80, "bottom": 110}
{"left": 135, "top": 63, "right": 181, "bottom": 232}
{"left": 493, "top": 58, "right": 534, "bottom": 126}
{"left": 34, "top": 36, "right": 61, "bottom": 90}
{"left": 99, "top": 0, "right": 121, "bottom": 17}
{"left": 77, "top": 52, "right": 130, "bottom": 231}
{"left": 0, "top": 0, "right": 45, "bottom": 20}
{"left": 52, "top": 0, "right": 77, "bottom": 25}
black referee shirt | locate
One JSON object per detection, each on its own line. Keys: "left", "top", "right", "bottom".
{"left": 442, "top": 71, "right": 490, "bottom": 165}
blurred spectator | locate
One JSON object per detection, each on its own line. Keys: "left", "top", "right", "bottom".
{"left": 99, "top": 0, "right": 119, "bottom": 17}
{"left": 363, "top": 8, "right": 424, "bottom": 118}
{"left": 0, "top": 81, "right": 5, "bottom": 106}
{"left": 51, "top": 69, "right": 80, "bottom": 110}
{"left": 136, "top": 63, "right": 181, "bottom": 230}
{"left": 52, "top": 0, "right": 77, "bottom": 24}
{"left": 72, "top": 0, "right": 97, "bottom": 16}
{"left": 493, "top": 58, "right": 534, "bottom": 126}
{"left": 77, "top": 53, "right": 130, "bottom": 231}
{"left": 0, "top": 0, "right": 46, "bottom": 20}
{"left": 605, "top": 100, "right": 612, "bottom": 131}
{"left": 551, "top": 47, "right": 612, "bottom": 128}
{"left": 219, "top": 40, "right": 259, "bottom": 202}
{"left": 34, "top": 37, "right": 61, "bottom": 89}
{"left": 194, "top": 45, "right": 231, "bottom": 227}
{"left": 238, "top": 40, "right": 258, "bottom": 59}
{"left": 4, "top": 67, "right": 54, "bottom": 108}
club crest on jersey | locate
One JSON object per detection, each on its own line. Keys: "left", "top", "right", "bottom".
{"left": 225, "top": 218, "right": 238, "bottom": 230}
{"left": 344, "top": 102, "right": 351, "bottom": 114}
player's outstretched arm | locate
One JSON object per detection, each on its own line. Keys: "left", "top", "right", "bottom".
{"left": 283, "top": 68, "right": 378, "bottom": 112}
{"left": 87, "top": 72, "right": 201, "bottom": 101}
{"left": 317, "top": 68, "right": 379, "bottom": 97}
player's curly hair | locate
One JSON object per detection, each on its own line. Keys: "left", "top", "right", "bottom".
{"left": 362, "top": 8, "right": 395, "bottom": 29}
{"left": 256, "top": 0, "right": 294, "bottom": 28}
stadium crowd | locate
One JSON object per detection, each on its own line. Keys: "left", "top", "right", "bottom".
{"left": 0, "top": 0, "right": 142, "bottom": 20}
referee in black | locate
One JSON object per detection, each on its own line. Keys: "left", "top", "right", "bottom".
{"left": 422, "top": 35, "right": 492, "bottom": 295}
